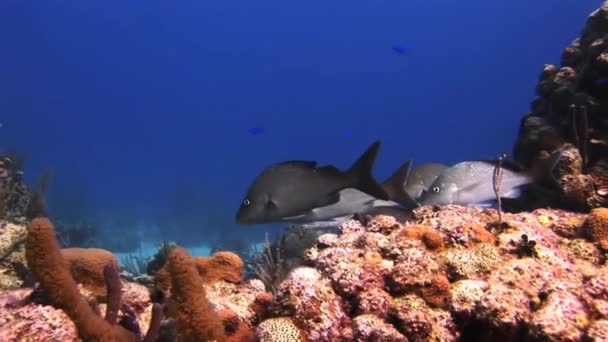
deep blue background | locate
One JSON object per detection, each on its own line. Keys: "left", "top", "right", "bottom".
{"left": 0, "top": 0, "right": 600, "bottom": 248}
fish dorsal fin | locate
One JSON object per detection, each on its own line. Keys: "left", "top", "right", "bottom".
{"left": 277, "top": 160, "right": 318, "bottom": 168}
{"left": 345, "top": 141, "right": 390, "bottom": 200}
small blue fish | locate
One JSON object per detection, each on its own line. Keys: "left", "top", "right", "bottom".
{"left": 596, "top": 77, "right": 608, "bottom": 85}
{"left": 342, "top": 130, "right": 353, "bottom": 136}
{"left": 248, "top": 127, "right": 265, "bottom": 135}
{"left": 392, "top": 44, "right": 408, "bottom": 55}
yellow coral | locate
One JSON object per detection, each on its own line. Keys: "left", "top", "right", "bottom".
{"left": 256, "top": 317, "right": 306, "bottom": 342}
{"left": 364, "top": 251, "right": 383, "bottom": 264}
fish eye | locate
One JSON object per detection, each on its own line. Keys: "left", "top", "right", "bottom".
{"left": 243, "top": 199, "right": 250, "bottom": 206}
{"left": 432, "top": 186, "right": 440, "bottom": 193}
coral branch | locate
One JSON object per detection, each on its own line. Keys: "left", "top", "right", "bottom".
{"left": 103, "top": 263, "right": 122, "bottom": 325}
{"left": 167, "top": 246, "right": 226, "bottom": 342}
{"left": 142, "top": 303, "right": 163, "bottom": 342}
{"left": 25, "top": 217, "right": 137, "bottom": 341}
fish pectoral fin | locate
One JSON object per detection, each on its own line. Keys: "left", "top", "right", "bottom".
{"left": 315, "top": 191, "right": 342, "bottom": 207}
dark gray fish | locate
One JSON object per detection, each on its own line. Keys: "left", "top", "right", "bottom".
{"left": 404, "top": 163, "right": 449, "bottom": 200}
{"left": 236, "top": 141, "right": 390, "bottom": 224}
{"left": 381, "top": 160, "right": 419, "bottom": 210}
{"left": 418, "top": 151, "right": 562, "bottom": 207}
{"left": 280, "top": 160, "right": 417, "bottom": 228}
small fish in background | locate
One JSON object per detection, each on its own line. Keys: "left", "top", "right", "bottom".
{"left": 342, "top": 130, "right": 353, "bottom": 137}
{"left": 392, "top": 44, "right": 409, "bottom": 55}
{"left": 248, "top": 127, "right": 265, "bottom": 135}
{"left": 596, "top": 77, "right": 608, "bottom": 85}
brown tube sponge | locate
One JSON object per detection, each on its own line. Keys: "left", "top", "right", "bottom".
{"left": 155, "top": 251, "right": 244, "bottom": 294}
{"left": 61, "top": 247, "right": 120, "bottom": 297}
{"left": 194, "top": 251, "right": 244, "bottom": 284}
{"left": 167, "top": 246, "right": 226, "bottom": 342}
{"left": 25, "top": 217, "right": 137, "bottom": 341}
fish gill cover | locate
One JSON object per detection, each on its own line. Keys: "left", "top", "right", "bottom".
{"left": 0, "top": 0, "right": 607, "bottom": 341}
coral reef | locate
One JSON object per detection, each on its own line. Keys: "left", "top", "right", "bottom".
{"left": 2, "top": 206, "right": 608, "bottom": 341}
{"left": 0, "top": 221, "right": 28, "bottom": 289}
{"left": 249, "top": 204, "right": 608, "bottom": 341}
{"left": 0, "top": 154, "right": 33, "bottom": 223}
{"left": 513, "top": 1, "right": 608, "bottom": 210}
{"left": 0, "top": 216, "right": 265, "bottom": 342}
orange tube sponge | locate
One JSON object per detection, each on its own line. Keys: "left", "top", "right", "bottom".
{"left": 25, "top": 217, "right": 137, "bottom": 341}
{"left": 194, "top": 251, "right": 244, "bottom": 284}
{"left": 155, "top": 251, "right": 244, "bottom": 293}
{"left": 61, "top": 247, "right": 120, "bottom": 297}
{"left": 167, "top": 246, "right": 226, "bottom": 342}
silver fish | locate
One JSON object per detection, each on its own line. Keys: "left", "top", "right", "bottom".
{"left": 404, "top": 163, "right": 449, "bottom": 200}
{"left": 418, "top": 152, "right": 561, "bottom": 207}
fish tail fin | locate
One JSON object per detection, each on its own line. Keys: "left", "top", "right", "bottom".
{"left": 347, "top": 141, "right": 390, "bottom": 200}
{"left": 382, "top": 160, "right": 420, "bottom": 209}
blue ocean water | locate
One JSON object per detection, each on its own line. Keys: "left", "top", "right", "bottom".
{"left": 0, "top": 0, "right": 599, "bottom": 258}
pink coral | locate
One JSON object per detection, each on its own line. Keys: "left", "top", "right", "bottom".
{"left": 530, "top": 290, "right": 588, "bottom": 340}
{"left": 274, "top": 266, "right": 351, "bottom": 341}
{"left": 389, "top": 294, "right": 458, "bottom": 341}
{"left": 476, "top": 284, "right": 531, "bottom": 334}
{"left": 355, "top": 288, "right": 392, "bottom": 318}
{"left": 314, "top": 247, "right": 387, "bottom": 297}
{"left": 352, "top": 314, "right": 407, "bottom": 341}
